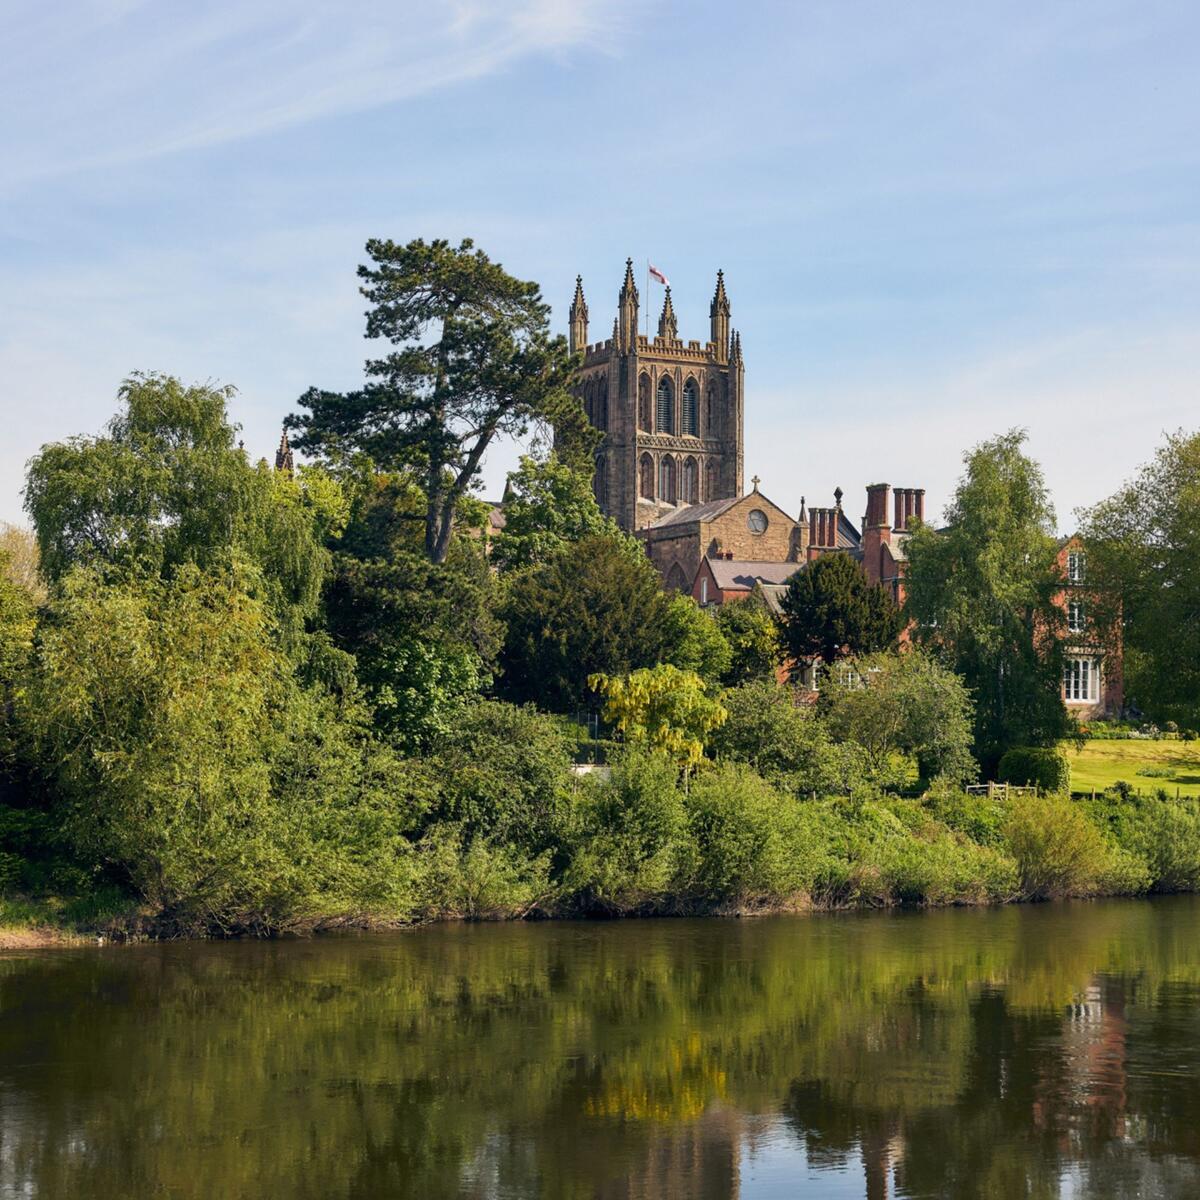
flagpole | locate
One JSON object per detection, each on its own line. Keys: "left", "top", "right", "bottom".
{"left": 645, "top": 259, "right": 650, "bottom": 339}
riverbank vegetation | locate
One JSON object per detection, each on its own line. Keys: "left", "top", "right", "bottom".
{"left": 3, "top": 238, "right": 1200, "bottom": 940}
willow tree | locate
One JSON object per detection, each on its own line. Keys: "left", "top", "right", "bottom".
{"left": 288, "top": 237, "right": 581, "bottom": 563}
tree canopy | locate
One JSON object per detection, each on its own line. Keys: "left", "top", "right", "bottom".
{"left": 904, "top": 429, "right": 1072, "bottom": 770}
{"left": 1077, "top": 430, "right": 1200, "bottom": 728}
{"left": 490, "top": 452, "right": 618, "bottom": 573}
{"left": 777, "top": 552, "right": 903, "bottom": 668}
{"left": 287, "top": 238, "right": 583, "bottom": 563}
{"left": 24, "top": 373, "right": 342, "bottom": 647}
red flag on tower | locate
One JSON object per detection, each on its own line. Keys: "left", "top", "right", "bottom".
{"left": 648, "top": 263, "right": 669, "bottom": 286}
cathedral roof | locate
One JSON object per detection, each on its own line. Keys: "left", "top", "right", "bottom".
{"left": 646, "top": 496, "right": 742, "bottom": 528}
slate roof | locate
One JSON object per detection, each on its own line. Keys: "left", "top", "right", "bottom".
{"left": 647, "top": 496, "right": 742, "bottom": 529}
{"left": 706, "top": 559, "right": 803, "bottom": 590}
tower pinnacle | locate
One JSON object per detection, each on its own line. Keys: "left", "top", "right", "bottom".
{"left": 569, "top": 275, "right": 589, "bottom": 354}
{"left": 657, "top": 286, "right": 678, "bottom": 341}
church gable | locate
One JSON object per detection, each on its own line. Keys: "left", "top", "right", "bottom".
{"left": 702, "top": 490, "right": 802, "bottom": 563}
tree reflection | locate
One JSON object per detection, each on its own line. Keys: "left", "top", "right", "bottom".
{"left": 0, "top": 900, "right": 1196, "bottom": 1198}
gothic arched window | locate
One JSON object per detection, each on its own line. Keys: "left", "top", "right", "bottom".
{"left": 639, "top": 453, "right": 655, "bottom": 499}
{"left": 638, "top": 374, "right": 651, "bottom": 430}
{"left": 705, "top": 459, "right": 717, "bottom": 501}
{"left": 595, "top": 379, "right": 607, "bottom": 431}
{"left": 706, "top": 383, "right": 718, "bottom": 438}
{"left": 594, "top": 454, "right": 606, "bottom": 507}
{"left": 665, "top": 563, "right": 689, "bottom": 592}
{"left": 659, "top": 456, "right": 677, "bottom": 504}
{"left": 682, "top": 379, "right": 699, "bottom": 437}
{"left": 656, "top": 376, "right": 674, "bottom": 434}
{"left": 682, "top": 457, "right": 698, "bottom": 504}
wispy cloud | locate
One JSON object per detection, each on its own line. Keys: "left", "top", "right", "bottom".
{"left": 2, "top": 0, "right": 639, "bottom": 184}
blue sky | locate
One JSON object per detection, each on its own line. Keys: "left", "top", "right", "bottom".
{"left": 3, "top": 0, "right": 1198, "bottom": 531}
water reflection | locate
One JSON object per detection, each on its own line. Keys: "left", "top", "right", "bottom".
{"left": 0, "top": 899, "right": 1198, "bottom": 1198}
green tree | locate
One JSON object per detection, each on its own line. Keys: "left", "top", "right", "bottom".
{"left": 713, "top": 593, "right": 784, "bottom": 685}
{"left": 820, "top": 649, "right": 977, "bottom": 788}
{"left": 24, "top": 373, "right": 342, "bottom": 647}
{"left": 19, "top": 565, "right": 414, "bottom": 932}
{"left": 904, "top": 430, "right": 1072, "bottom": 772}
{"left": 777, "top": 552, "right": 904, "bottom": 668}
{"left": 498, "top": 533, "right": 708, "bottom": 712}
{"left": 490, "top": 452, "right": 618, "bottom": 572}
{"left": 1076, "top": 430, "right": 1200, "bottom": 727}
{"left": 709, "top": 679, "right": 853, "bottom": 796}
{"left": 287, "top": 237, "right": 581, "bottom": 563}
{"left": 322, "top": 472, "right": 500, "bottom": 750}
{"left": 590, "top": 664, "right": 728, "bottom": 769}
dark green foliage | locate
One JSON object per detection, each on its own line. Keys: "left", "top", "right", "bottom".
{"left": 777, "top": 552, "right": 904, "bottom": 667}
{"left": 498, "top": 533, "right": 708, "bottom": 711}
{"left": 1083, "top": 790, "right": 1200, "bottom": 893}
{"left": 997, "top": 747, "right": 1071, "bottom": 793}
{"left": 287, "top": 237, "right": 582, "bottom": 562}
{"left": 904, "top": 429, "right": 1072, "bottom": 773}
{"left": 713, "top": 593, "right": 783, "bottom": 685}
{"left": 421, "top": 701, "right": 576, "bottom": 859}
{"left": 1077, "top": 431, "right": 1200, "bottom": 728}
{"left": 322, "top": 473, "right": 500, "bottom": 750}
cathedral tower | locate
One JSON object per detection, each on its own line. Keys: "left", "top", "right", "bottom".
{"left": 566, "top": 262, "right": 745, "bottom": 531}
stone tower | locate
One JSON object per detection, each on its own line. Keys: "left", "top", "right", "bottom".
{"left": 567, "top": 261, "right": 744, "bottom": 531}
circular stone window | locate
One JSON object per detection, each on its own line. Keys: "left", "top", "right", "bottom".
{"left": 747, "top": 509, "right": 768, "bottom": 534}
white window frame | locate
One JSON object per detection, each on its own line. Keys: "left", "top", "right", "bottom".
{"left": 1067, "top": 551, "right": 1086, "bottom": 583}
{"left": 700, "top": 577, "right": 709, "bottom": 605}
{"left": 1063, "top": 655, "right": 1100, "bottom": 704}
{"left": 1067, "top": 599, "right": 1085, "bottom": 633}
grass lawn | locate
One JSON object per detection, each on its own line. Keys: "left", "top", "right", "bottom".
{"left": 1066, "top": 738, "right": 1200, "bottom": 798}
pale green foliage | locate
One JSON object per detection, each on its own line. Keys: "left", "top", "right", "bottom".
{"left": 491, "top": 452, "right": 620, "bottom": 572}
{"left": 416, "top": 826, "right": 551, "bottom": 919}
{"left": 709, "top": 679, "right": 860, "bottom": 796}
{"left": 661, "top": 595, "right": 732, "bottom": 684}
{"left": 19, "top": 564, "right": 414, "bottom": 932}
{"left": 821, "top": 649, "right": 977, "bottom": 787}
{"left": 25, "top": 373, "right": 343, "bottom": 648}
{"left": 565, "top": 749, "right": 689, "bottom": 912}
{"left": 684, "top": 763, "right": 825, "bottom": 903}
{"left": 0, "top": 525, "right": 46, "bottom": 604}
{"left": 713, "top": 593, "right": 783, "bottom": 685}
{"left": 591, "top": 664, "right": 728, "bottom": 767}
{"left": 1002, "top": 794, "right": 1145, "bottom": 900}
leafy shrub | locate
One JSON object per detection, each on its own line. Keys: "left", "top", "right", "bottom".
{"left": 813, "top": 796, "right": 1016, "bottom": 905}
{"left": 1002, "top": 794, "right": 1144, "bottom": 899}
{"left": 997, "top": 747, "right": 1070, "bottom": 793}
{"left": 1084, "top": 791, "right": 1200, "bottom": 894}
{"left": 416, "top": 825, "right": 551, "bottom": 919}
{"left": 709, "top": 680, "right": 854, "bottom": 796}
{"left": 423, "top": 701, "right": 576, "bottom": 858}
{"left": 683, "top": 763, "right": 825, "bottom": 905}
{"left": 923, "top": 787, "right": 1008, "bottom": 848}
{"left": 563, "top": 749, "right": 689, "bottom": 913}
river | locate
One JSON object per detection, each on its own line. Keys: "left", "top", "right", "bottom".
{"left": 1, "top": 897, "right": 1198, "bottom": 1198}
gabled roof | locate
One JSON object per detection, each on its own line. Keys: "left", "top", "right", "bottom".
{"left": 704, "top": 558, "right": 803, "bottom": 590}
{"left": 648, "top": 496, "right": 741, "bottom": 529}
